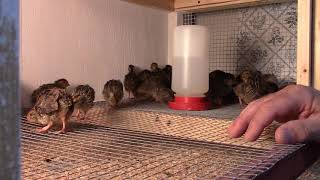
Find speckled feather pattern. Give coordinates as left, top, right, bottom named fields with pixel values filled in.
left=35, top=88, right=74, bottom=122
left=103, top=80, right=124, bottom=107
left=71, top=85, right=95, bottom=111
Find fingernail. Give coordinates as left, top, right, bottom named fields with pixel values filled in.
left=279, top=128, right=295, bottom=144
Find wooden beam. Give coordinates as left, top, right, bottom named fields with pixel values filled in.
left=314, top=0, right=320, bottom=90
left=122, top=0, right=174, bottom=11
left=297, top=0, right=312, bottom=86
left=174, top=0, right=291, bottom=12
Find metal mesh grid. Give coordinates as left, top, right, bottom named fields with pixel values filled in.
left=182, top=13, right=196, bottom=25
left=179, top=1, right=297, bottom=84
left=21, top=102, right=304, bottom=179
left=298, top=158, right=320, bottom=180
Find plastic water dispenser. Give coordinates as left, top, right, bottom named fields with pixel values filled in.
left=169, top=25, right=210, bottom=111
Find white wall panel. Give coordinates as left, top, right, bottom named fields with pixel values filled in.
left=21, top=0, right=168, bottom=108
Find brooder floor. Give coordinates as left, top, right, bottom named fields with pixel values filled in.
left=21, top=101, right=304, bottom=180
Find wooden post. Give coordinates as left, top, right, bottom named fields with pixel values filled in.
left=297, top=0, right=312, bottom=86
left=314, top=0, right=320, bottom=90
left=0, top=0, right=20, bottom=179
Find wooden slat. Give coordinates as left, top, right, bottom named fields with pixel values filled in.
left=174, top=0, right=290, bottom=12
left=175, top=0, right=229, bottom=9
left=297, top=0, right=312, bottom=86
left=121, top=0, right=174, bottom=11
left=314, top=0, right=320, bottom=90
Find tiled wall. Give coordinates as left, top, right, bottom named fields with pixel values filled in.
left=0, top=0, right=20, bottom=178
left=181, top=1, right=297, bottom=84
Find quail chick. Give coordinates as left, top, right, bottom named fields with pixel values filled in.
left=137, top=69, right=152, bottom=84
left=261, top=74, right=279, bottom=94
left=234, top=70, right=278, bottom=106
left=26, top=107, right=49, bottom=125
left=54, top=79, right=70, bottom=89
left=103, top=80, right=124, bottom=107
left=34, top=87, right=74, bottom=133
left=31, top=78, right=70, bottom=105
left=134, top=76, right=174, bottom=104
left=124, top=65, right=139, bottom=98
left=150, top=62, right=161, bottom=74
left=71, top=85, right=95, bottom=120
left=153, top=87, right=175, bottom=104
left=206, top=70, right=237, bottom=107
left=161, top=65, right=172, bottom=89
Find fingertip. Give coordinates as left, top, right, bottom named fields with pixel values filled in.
left=275, top=126, right=295, bottom=144
left=244, top=132, right=259, bottom=142
left=228, top=118, right=248, bottom=138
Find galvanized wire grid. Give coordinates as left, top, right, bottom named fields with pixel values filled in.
left=180, top=1, right=297, bottom=84
left=21, top=103, right=303, bottom=179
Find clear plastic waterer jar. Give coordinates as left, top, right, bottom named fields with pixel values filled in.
left=169, top=25, right=210, bottom=111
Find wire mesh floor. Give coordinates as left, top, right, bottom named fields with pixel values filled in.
left=21, top=102, right=304, bottom=180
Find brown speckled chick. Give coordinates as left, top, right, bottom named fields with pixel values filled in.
left=31, top=78, right=70, bottom=105
left=27, top=107, right=49, bottom=125
left=233, top=70, right=278, bottom=106
left=134, top=76, right=174, bottom=104
left=34, top=87, right=74, bottom=134
left=137, top=68, right=152, bottom=85
left=151, top=62, right=161, bottom=73
left=71, top=85, right=95, bottom=120
left=124, top=65, right=139, bottom=98
left=103, top=80, right=124, bottom=107
left=205, top=70, right=237, bottom=107
left=150, top=62, right=163, bottom=78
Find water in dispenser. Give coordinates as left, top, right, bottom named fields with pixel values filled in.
left=169, top=25, right=210, bottom=111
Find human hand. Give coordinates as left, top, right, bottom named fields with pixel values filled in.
left=228, top=85, right=320, bottom=144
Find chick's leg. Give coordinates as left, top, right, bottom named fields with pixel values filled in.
left=238, top=97, right=245, bottom=108
left=56, top=116, right=67, bottom=134
left=36, top=120, right=53, bottom=133
left=75, top=109, right=80, bottom=119
left=79, top=110, right=86, bottom=120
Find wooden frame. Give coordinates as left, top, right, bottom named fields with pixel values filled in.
left=297, top=0, right=313, bottom=86
left=174, top=0, right=290, bottom=12
left=124, top=0, right=317, bottom=88
left=314, top=0, right=320, bottom=90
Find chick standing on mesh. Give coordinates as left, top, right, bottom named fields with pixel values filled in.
left=136, top=62, right=161, bottom=85
left=26, top=107, right=49, bottom=125
left=124, top=65, right=139, bottom=98
left=137, top=67, right=152, bottom=84
left=150, top=62, right=161, bottom=73
left=205, top=70, right=237, bottom=107
left=103, top=80, right=124, bottom=107
left=150, top=62, right=168, bottom=87
left=34, top=87, right=74, bottom=134
left=31, top=78, right=70, bottom=105
left=134, top=75, right=174, bottom=104
left=71, top=85, right=95, bottom=120
left=233, top=70, right=278, bottom=106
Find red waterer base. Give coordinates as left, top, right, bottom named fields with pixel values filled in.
left=169, top=96, right=211, bottom=111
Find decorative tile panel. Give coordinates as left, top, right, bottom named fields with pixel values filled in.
left=180, top=1, right=297, bottom=83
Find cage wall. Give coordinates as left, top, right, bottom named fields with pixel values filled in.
left=20, top=0, right=169, bottom=108
left=179, top=1, right=297, bottom=84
